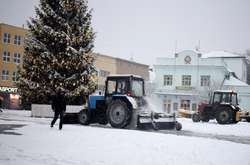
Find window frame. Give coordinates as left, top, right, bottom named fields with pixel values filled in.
left=12, top=71, right=18, bottom=82
left=3, top=51, right=11, bottom=62
left=192, top=103, right=197, bottom=111
left=13, top=53, right=21, bottom=64
left=99, top=70, right=110, bottom=77
left=200, top=75, right=210, bottom=87
left=3, top=32, right=11, bottom=43
left=2, top=70, right=9, bottom=80
left=163, top=75, right=173, bottom=86
left=182, top=75, right=191, bottom=86
left=14, top=35, right=21, bottom=45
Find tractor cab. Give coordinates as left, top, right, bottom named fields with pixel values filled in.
left=105, top=74, right=145, bottom=98
left=211, top=90, right=238, bottom=106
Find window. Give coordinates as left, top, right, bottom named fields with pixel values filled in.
left=182, top=75, right=191, bottom=86
left=99, top=70, right=110, bottom=77
left=213, top=93, right=221, bottom=103
left=173, top=103, right=178, bottom=111
left=163, top=100, right=171, bottom=113
left=222, top=93, right=230, bottom=103
left=12, top=71, right=18, bottom=82
left=192, top=103, right=197, bottom=111
left=132, top=80, right=143, bottom=97
left=3, top=33, right=11, bottom=43
left=2, top=70, right=9, bottom=80
left=117, top=80, right=127, bottom=94
left=3, top=51, right=10, bottom=62
left=107, top=80, right=116, bottom=95
left=14, top=35, right=21, bottom=45
left=180, top=100, right=190, bottom=110
left=163, top=75, right=172, bottom=86
left=231, top=93, right=238, bottom=105
left=13, top=53, right=21, bottom=64
left=201, top=75, right=210, bottom=86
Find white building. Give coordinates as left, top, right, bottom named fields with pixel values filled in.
left=202, top=51, right=247, bottom=82
left=153, top=50, right=250, bottom=113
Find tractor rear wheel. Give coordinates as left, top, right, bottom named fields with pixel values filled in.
left=78, top=109, right=90, bottom=125
left=192, top=113, right=201, bottom=122
left=216, top=107, right=233, bottom=124
left=107, top=100, right=131, bottom=128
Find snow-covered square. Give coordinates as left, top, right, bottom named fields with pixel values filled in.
left=0, top=110, right=250, bottom=165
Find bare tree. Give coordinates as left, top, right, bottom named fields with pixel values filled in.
left=199, top=79, right=222, bottom=102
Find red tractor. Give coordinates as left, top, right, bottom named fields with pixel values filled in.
left=192, top=90, right=241, bottom=124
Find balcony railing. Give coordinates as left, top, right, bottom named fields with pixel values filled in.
left=175, top=86, right=194, bottom=91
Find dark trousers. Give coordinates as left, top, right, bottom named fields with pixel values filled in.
left=51, top=110, right=65, bottom=129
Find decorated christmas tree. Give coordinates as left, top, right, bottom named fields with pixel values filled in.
left=18, top=0, right=97, bottom=106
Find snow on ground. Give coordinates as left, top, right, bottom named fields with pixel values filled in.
left=0, top=110, right=250, bottom=165
left=179, top=118, right=250, bottom=137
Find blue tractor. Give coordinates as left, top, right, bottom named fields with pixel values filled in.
left=78, top=74, right=182, bottom=130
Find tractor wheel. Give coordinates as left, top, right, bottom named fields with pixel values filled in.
left=175, top=122, right=182, bottom=131
left=107, top=100, right=131, bottom=128
left=216, top=107, right=233, bottom=124
left=78, top=109, right=90, bottom=125
left=192, top=113, right=201, bottom=122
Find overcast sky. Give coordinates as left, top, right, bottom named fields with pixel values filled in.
left=0, top=0, right=250, bottom=65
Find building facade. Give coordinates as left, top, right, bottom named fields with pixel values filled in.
left=0, top=23, right=27, bottom=109
left=154, top=50, right=250, bottom=113
left=0, top=23, right=149, bottom=109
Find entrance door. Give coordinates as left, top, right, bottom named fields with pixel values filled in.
left=180, top=100, right=190, bottom=110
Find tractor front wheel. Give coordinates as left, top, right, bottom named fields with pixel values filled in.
left=192, top=113, right=201, bottom=122
left=216, top=107, right=233, bottom=124
left=107, top=100, right=131, bottom=128
left=175, top=122, right=182, bottom=131
left=78, top=109, right=90, bottom=125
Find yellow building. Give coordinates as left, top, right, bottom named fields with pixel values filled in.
left=0, top=23, right=149, bottom=109
left=94, top=53, right=149, bottom=91
left=0, top=23, right=27, bottom=109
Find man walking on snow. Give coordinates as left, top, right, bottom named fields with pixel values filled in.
left=51, top=90, right=66, bottom=130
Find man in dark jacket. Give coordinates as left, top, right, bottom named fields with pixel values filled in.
left=50, top=91, right=66, bottom=130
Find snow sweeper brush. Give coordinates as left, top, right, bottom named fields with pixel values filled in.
left=137, top=111, right=182, bottom=130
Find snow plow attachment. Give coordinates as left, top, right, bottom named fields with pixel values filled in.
left=137, top=111, right=182, bottom=131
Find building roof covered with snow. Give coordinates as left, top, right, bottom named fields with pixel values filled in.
left=202, top=51, right=245, bottom=58
left=223, top=76, right=248, bottom=86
